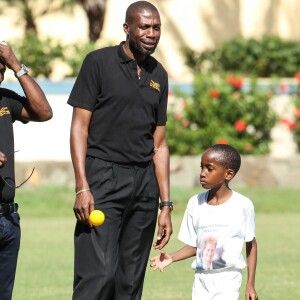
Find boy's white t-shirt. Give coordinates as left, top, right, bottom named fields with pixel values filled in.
left=178, top=190, right=255, bottom=270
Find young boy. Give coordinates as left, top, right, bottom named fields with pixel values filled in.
left=150, top=144, right=258, bottom=300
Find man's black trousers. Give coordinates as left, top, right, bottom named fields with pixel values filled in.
left=73, top=157, right=159, bottom=300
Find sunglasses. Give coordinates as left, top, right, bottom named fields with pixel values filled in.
left=0, top=150, right=35, bottom=189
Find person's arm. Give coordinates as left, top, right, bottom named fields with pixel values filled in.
left=150, top=245, right=196, bottom=272
left=245, top=238, right=258, bottom=300
left=70, top=107, right=94, bottom=227
left=0, top=42, right=52, bottom=122
left=152, top=125, right=172, bottom=250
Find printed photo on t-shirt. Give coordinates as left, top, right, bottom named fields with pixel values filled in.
left=195, top=236, right=227, bottom=270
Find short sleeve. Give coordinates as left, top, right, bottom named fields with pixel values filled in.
left=67, top=52, right=102, bottom=111
left=156, top=73, right=168, bottom=126
left=178, top=198, right=198, bottom=247
left=245, top=201, right=255, bottom=242
left=0, top=88, right=26, bottom=122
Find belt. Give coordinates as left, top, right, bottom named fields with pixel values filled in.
left=102, top=159, right=152, bottom=168
left=0, top=202, right=19, bottom=215
left=114, top=161, right=152, bottom=168
left=195, top=265, right=238, bottom=274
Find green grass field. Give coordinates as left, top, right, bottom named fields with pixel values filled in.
left=12, top=185, right=300, bottom=299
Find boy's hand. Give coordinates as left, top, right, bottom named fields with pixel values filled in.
left=149, top=251, right=172, bottom=272
left=245, top=284, right=258, bottom=300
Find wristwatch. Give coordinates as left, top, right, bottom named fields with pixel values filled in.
left=159, top=201, right=174, bottom=211
left=15, top=64, right=28, bottom=78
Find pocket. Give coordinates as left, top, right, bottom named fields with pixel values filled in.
left=86, top=157, right=114, bottom=200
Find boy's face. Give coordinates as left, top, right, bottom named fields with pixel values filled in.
left=199, top=150, right=233, bottom=189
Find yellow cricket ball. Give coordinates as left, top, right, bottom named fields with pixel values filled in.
left=89, top=210, right=105, bottom=226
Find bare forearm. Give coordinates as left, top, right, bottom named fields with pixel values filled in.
left=70, top=129, right=89, bottom=191
left=153, top=142, right=170, bottom=201
left=246, top=238, right=257, bottom=286
left=19, top=75, right=52, bottom=121
left=171, top=245, right=196, bottom=263
left=152, top=126, right=172, bottom=249
left=70, top=108, right=92, bottom=191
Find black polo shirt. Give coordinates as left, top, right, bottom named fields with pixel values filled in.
left=0, top=88, right=25, bottom=203
left=68, top=42, right=168, bottom=163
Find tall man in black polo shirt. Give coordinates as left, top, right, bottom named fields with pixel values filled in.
left=68, top=1, right=172, bottom=299
left=0, top=42, right=52, bottom=300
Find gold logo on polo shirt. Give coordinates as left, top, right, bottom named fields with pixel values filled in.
left=150, top=80, right=160, bottom=92
left=0, top=107, right=10, bottom=117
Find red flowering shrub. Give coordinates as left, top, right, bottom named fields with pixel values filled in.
left=209, top=88, right=220, bottom=98
left=234, top=120, right=247, bottom=132
left=166, top=72, right=277, bottom=155
left=280, top=118, right=295, bottom=130
left=276, top=73, right=300, bottom=151
left=282, top=111, right=300, bottom=150
left=216, top=138, right=229, bottom=145
left=227, top=74, right=243, bottom=89
left=295, top=73, right=300, bottom=83
left=294, top=107, right=300, bottom=119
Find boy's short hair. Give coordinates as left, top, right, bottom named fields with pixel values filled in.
left=207, top=144, right=241, bottom=173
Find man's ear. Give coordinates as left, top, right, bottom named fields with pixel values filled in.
left=225, top=169, right=235, bottom=180
left=123, top=23, right=129, bottom=35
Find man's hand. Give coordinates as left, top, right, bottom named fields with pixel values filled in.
left=73, top=190, right=94, bottom=228
left=153, top=208, right=172, bottom=250
left=0, top=152, right=7, bottom=168
left=0, top=42, right=22, bottom=73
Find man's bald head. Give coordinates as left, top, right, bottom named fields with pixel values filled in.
left=125, top=1, right=159, bottom=24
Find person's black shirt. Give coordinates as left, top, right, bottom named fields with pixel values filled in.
left=0, top=88, right=25, bottom=203
left=68, top=43, right=168, bottom=163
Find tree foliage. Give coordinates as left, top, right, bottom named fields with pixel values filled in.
left=0, top=0, right=107, bottom=42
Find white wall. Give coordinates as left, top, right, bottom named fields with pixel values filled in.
left=13, top=95, right=72, bottom=162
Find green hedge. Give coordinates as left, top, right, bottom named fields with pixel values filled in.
left=183, top=35, right=300, bottom=77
